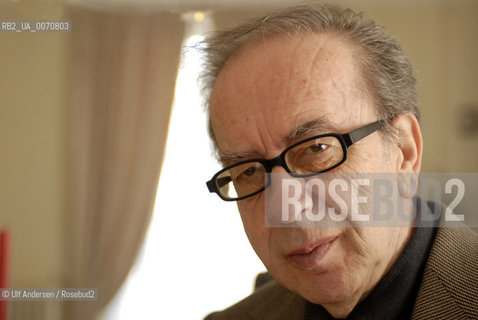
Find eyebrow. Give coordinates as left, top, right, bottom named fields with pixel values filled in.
left=219, top=150, right=259, bottom=165
left=218, top=117, right=336, bottom=165
left=286, top=117, right=335, bottom=143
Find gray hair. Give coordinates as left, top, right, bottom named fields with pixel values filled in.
left=200, top=3, right=419, bottom=152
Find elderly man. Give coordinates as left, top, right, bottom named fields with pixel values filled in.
left=202, top=4, right=478, bottom=319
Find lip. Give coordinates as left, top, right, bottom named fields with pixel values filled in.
left=286, top=236, right=339, bottom=270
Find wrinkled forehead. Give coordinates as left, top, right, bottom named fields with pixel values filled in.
left=209, top=32, right=376, bottom=155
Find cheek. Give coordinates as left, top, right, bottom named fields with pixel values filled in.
left=238, top=196, right=271, bottom=259
left=338, top=229, right=381, bottom=273
left=340, top=228, right=394, bottom=274
left=340, top=153, right=390, bottom=174
left=344, top=136, right=396, bottom=172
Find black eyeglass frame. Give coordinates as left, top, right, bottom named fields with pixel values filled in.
left=206, top=120, right=385, bottom=201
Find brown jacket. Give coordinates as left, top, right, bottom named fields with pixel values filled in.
left=205, top=227, right=478, bottom=320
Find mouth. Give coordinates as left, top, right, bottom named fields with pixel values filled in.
left=286, top=236, right=339, bottom=270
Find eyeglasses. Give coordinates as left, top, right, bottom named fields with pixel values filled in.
left=206, top=120, right=385, bottom=201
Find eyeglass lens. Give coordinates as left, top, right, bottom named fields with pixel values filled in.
left=215, top=135, right=344, bottom=200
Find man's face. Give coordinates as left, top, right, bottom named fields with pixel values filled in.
left=209, top=33, right=408, bottom=313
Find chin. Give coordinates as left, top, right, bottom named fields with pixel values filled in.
left=277, top=266, right=359, bottom=306
left=305, top=277, right=355, bottom=305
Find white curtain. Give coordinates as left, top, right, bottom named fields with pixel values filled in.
left=65, top=7, right=185, bottom=319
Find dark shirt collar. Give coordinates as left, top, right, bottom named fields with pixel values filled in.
left=304, top=200, right=437, bottom=320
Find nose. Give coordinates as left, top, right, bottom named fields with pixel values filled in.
left=271, top=165, right=287, bottom=174
left=268, top=165, right=289, bottom=198
left=265, top=165, right=312, bottom=227
left=263, top=151, right=289, bottom=174
left=263, top=153, right=290, bottom=205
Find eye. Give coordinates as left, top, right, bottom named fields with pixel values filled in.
left=305, top=143, right=328, bottom=154
left=230, top=163, right=264, bottom=182
left=243, top=166, right=257, bottom=176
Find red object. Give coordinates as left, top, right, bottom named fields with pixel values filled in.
left=0, top=229, right=10, bottom=320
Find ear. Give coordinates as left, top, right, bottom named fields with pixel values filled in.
left=391, top=114, right=423, bottom=174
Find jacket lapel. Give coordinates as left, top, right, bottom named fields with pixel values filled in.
left=412, top=227, right=478, bottom=319
left=248, top=282, right=307, bottom=320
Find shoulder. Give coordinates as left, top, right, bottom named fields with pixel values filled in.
left=204, top=279, right=305, bottom=320
left=413, top=227, right=478, bottom=319
left=428, top=227, right=478, bottom=283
